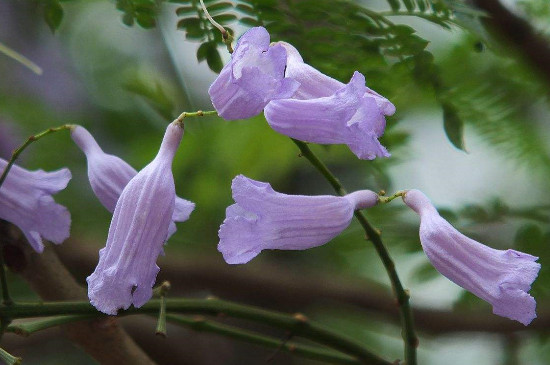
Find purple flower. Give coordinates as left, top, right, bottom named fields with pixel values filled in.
left=0, top=159, right=71, bottom=253
left=208, top=27, right=299, bottom=120
left=218, top=175, right=378, bottom=264
left=71, top=126, right=194, bottom=240
left=87, top=122, right=184, bottom=315
left=264, top=42, right=394, bottom=160
left=403, top=189, right=540, bottom=325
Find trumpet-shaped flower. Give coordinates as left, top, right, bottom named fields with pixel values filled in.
left=71, top=126, right=194, bottom=239
left=208, top=27, right=299, bottom=120
left=264, top=42, right=394, bottom=160
left=218, top=175, right=378, bottom=264
left=0, top=159, right=71, bottom=253
left=403, top=189, right=540, bottom=325
left=87, top=122, right=184, bottom=315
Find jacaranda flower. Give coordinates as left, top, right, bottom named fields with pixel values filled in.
left=87, top=121, right=184, bottom=315
left=209, top=26, right=299, bottom=120
left=0, top=158, right=71, bottom=253
left=403, top=189, right=540, bottom=325
left=264, top=42, right=394, bottom=160
left=218, top=175, right=378, bottom=264
left=71, top=125, right=194, bottom=239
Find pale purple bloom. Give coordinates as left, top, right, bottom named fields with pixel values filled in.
left=0, top=159, right=71, bottom=253
left=218, top=175, right=378, bottom=264
left=87, top=122, right=184, bottom=315
left=208, top=27, right=299, bottom=120
left=70, top=126, right=194, bottom=240
left=403, top=189, right=540, bottom=325
left=264, top=42, right=394, bottom=160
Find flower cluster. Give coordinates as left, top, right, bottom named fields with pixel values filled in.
left=209, top=27, right=394, bottom=160
left=0, top=26, right=540, bottom=326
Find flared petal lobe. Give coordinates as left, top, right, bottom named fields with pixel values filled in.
left=87, top=122, right=184, bottom=315
left=218, top=175, right=378, bottom=264
left=208, top=27, right=299, bottom=120
left=0, top=159, right=71, bottom=252
left=71, top=126, right=194, bottom=239
left=403, top=189, right=540, bottom=325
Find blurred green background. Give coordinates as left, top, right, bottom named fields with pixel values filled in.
left=1, top=0, right=549, bottom=364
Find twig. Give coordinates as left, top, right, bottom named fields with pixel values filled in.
left=6, top=314, right=95, bottom=337
left=166, top=314, right=361, bottom=365
left=291, top=139, right=418, bottom=365
left=0, top=125, right=73, bottom=190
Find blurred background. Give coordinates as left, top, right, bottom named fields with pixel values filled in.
left=0, top=0, right=549, bottom=364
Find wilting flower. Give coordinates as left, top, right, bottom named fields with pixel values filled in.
left=264, top=42, right=394, bottom=160
left=208, top=26, right=299, bottom=120
left=403, top=189, right=540, bottom=325
left=87, top=121, right=184, bottom=315
left=70, top=125, right=194, bottom=239
left=0, top=158, right=71, bottom=253
left=218, top=175, right=378, bottom=264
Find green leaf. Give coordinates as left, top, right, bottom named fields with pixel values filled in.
left=403, top=0, right=415, bottom=12
left=136, top=14, right=156, bottom=28
left=206, top=44, right=223, bottom=73
left=514, top=224, right=544, bottom=247
left=44, top=1, right=63, bottom=33
left=239, top=17, right=260, bottom=26
left=176, top=6, right=196, bottom=16
left=236, top=3, right=256, bottom=16
left=443, top=103, right=466, bottom=151
left=386, top=0, right=401, bottom=11
left=212, top=14, right=237, bottom=24
left=206, top=2, right=233, bottom=14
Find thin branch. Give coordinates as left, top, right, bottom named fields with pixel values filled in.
left=0, top=299, right=393, bottom=365
left=166, top=314, right=361, bottom=365
left=291, top=139, right=418, bottom=365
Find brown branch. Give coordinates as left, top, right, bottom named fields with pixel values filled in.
left=58, top=240, right=550, bottom=335
left=472, top=0, right=550, bottom=88
left=0, top=221, right=156, bottom=365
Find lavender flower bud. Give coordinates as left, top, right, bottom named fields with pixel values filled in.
left=208, top=27, right=299, bottom=120
left=403, top=189, right=541, bottom=325
left=87, top=122, right=184, bottom=315
left=218, top=175, right=378, bottom=264
left=0, top=159, right=71, bottom=252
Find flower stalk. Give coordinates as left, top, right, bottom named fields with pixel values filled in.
left=291, top=139, right=418, bottom=365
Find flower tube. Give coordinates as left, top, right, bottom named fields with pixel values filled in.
left=71, top=125, right=194, bottom=239
left=87, top=121, right=184, bottom=315
left=264, top=42, right=394, bottom=160
left=0, top=159, right=71, bottom=253
left=218, top=175, right=378, bottom=264
left=403, top=189, right=540, bottom=325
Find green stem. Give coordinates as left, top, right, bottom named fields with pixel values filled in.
left=175, top=110, right=218, bottom=122
left=0, top=248, right=11, bottom=306
left=166, top=314, right=360, bottom=365
left=0, top=42, right=42, bottom=75
left=0, top=299, right=392, bottom=365
left=0, top=347, right=21, bottom=365
left=0, top=125, right=73, bottom=190
left=291, top=139, right=418, bottom=365
left=6, top=314, right=95, bottom=337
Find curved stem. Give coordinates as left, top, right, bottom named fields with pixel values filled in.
left=291, top=139, right=418, bottom=365
left=0, top=299, right=392, bottom=365
left=0, top=124, right=73, bottom=190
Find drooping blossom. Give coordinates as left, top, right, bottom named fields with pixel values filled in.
left=0, top=158, right=71, bottom=253
left=70, top=125, right=194, bottom=240
left=218, top=175, right=378, bottom=264
left=403, top=189, right=540, bottom=325
left=264, top=42, right=394, bottom=160
left=208, top=26, right=299, bottom=120
left=87, top=121, right=184, bottom=315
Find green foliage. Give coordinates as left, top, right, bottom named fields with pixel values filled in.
left=115, top=0, right=158, bottom=28
left=172, top=0, right=237, bottom=72
left=43, top=0, right=63, bottom=33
